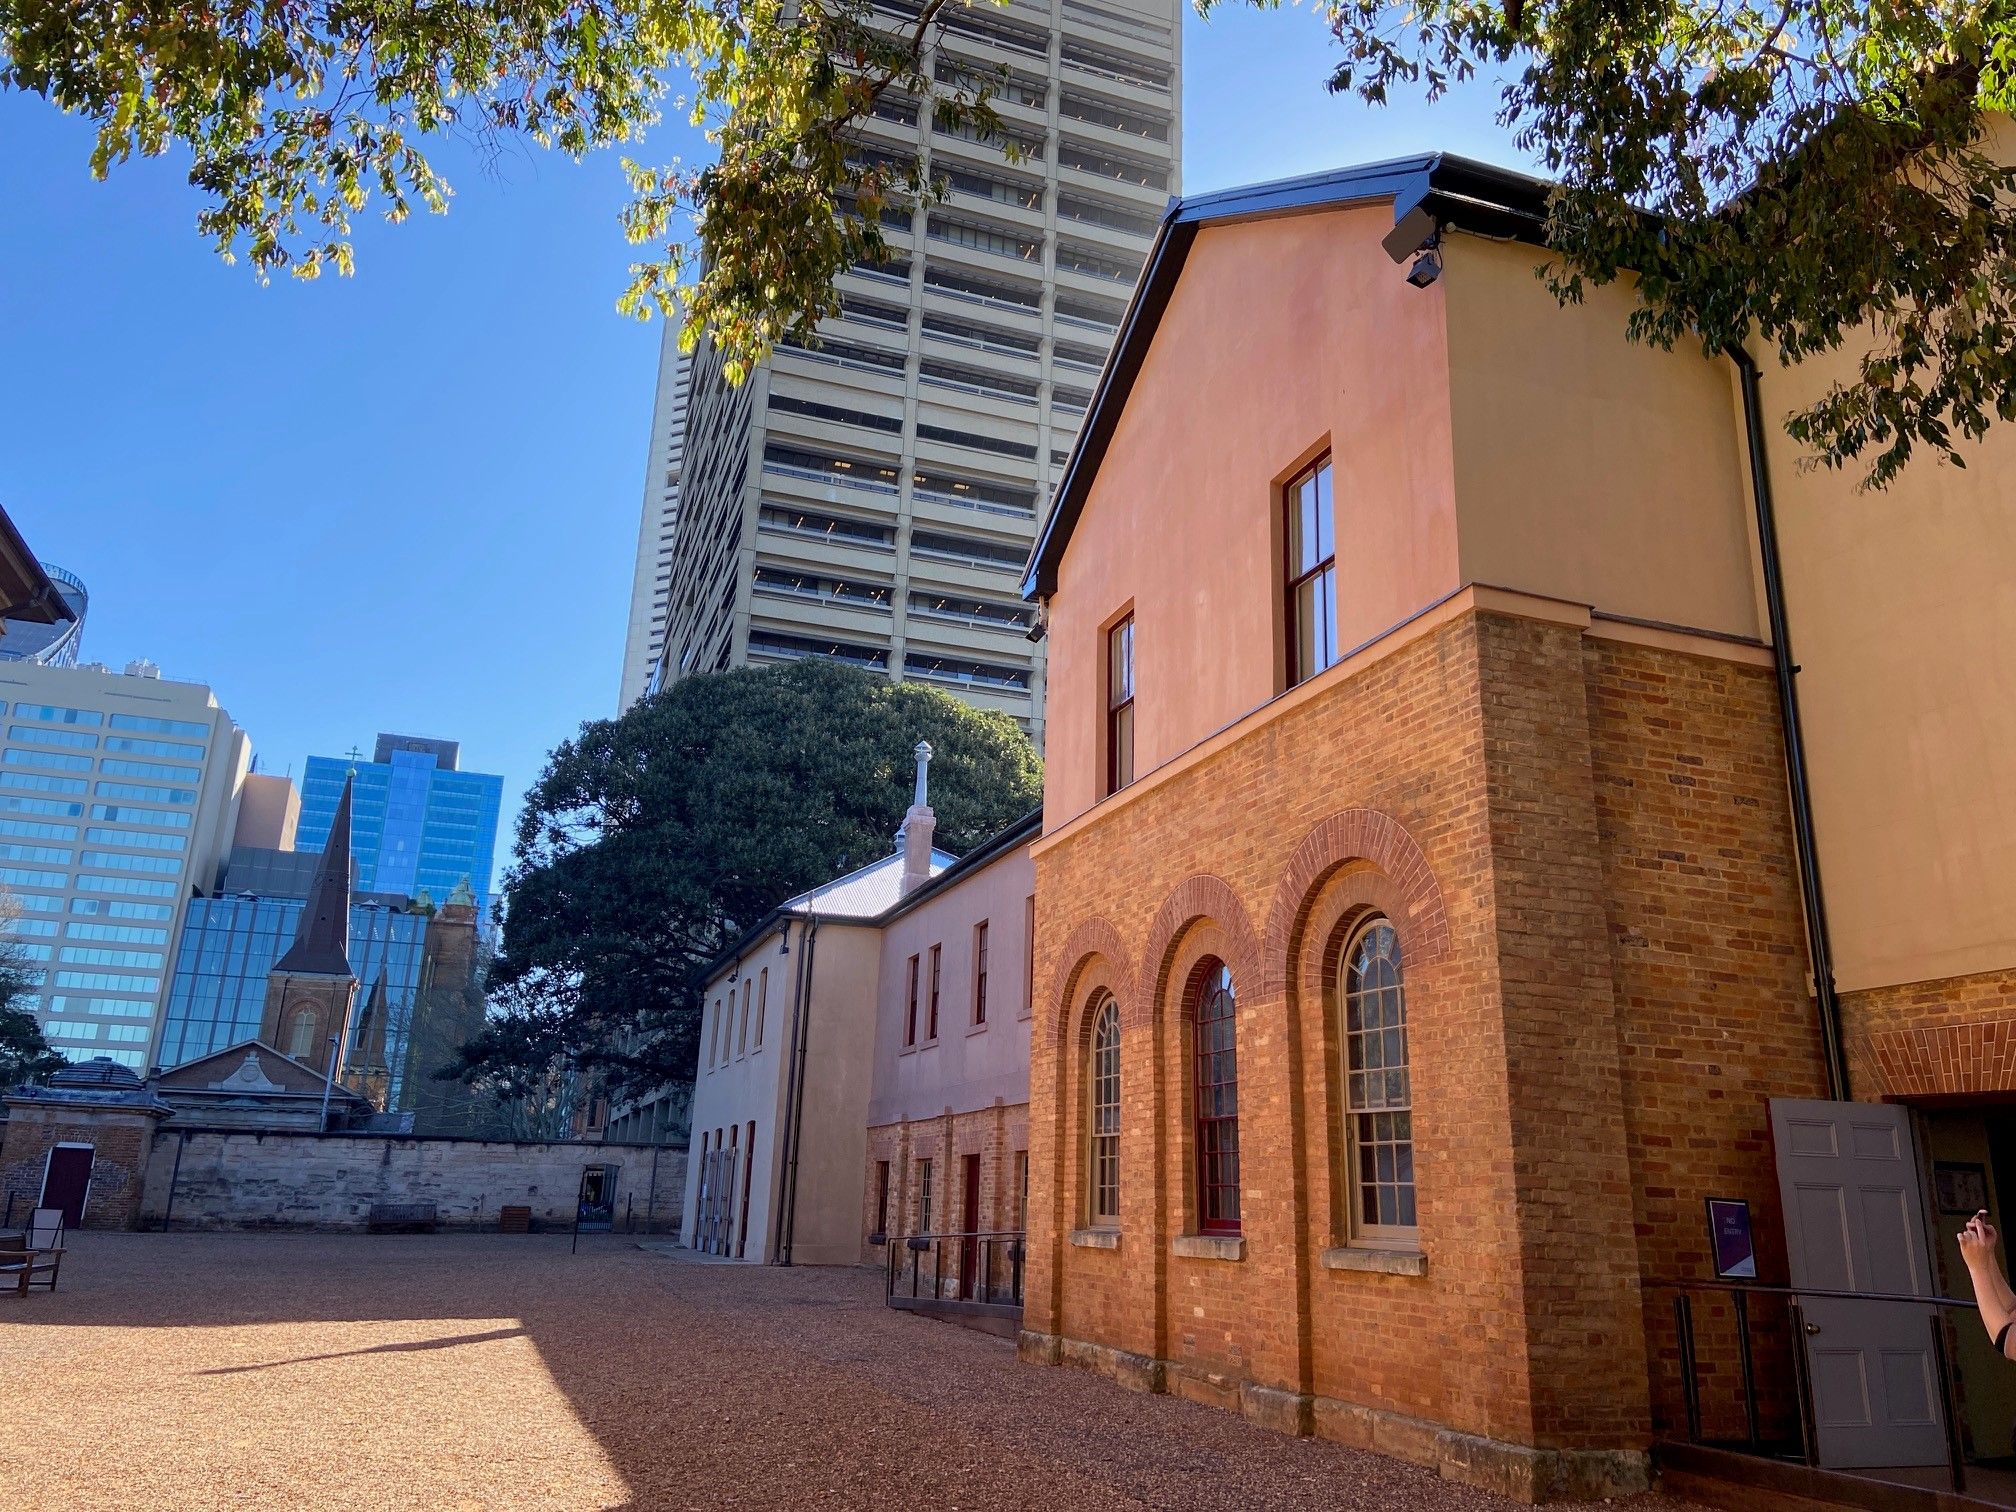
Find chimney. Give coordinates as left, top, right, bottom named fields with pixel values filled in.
left=900, top=740, right=935, bottom=897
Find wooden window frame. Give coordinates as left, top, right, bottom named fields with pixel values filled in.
left=737, top=978, right=752, bottom=1055
left=1341, top=917, right=1418, bottom=1246
left=917, top=1157, right=935, bottom=1233
left=1087, top=995, right=1121, bottom=1227
left=1192, top=961, right=1241, bottom=1234
left=1284, top=454, right=1338, bottom=688
left=754, top=968, right=768, bottom=1049
left=874, top=1159, right=891, bottom=1238
left=904, top=954, right=920, bottom=1047
left=973, top=919, right=990, bottom=1027
left=927, top=943, right=942, bottom=1040
left=1103, top=612, right=1135, bottom=797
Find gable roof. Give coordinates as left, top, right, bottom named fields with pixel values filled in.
left=151, top=1039, right=372, bottom=1107
left=1021, top=153, right=1551, bottom=600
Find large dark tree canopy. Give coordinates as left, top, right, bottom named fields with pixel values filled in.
left=464, top=659, right=1040, bottom=1097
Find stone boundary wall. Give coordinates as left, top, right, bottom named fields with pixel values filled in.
left=138, top=1128, right=688, bottom=1233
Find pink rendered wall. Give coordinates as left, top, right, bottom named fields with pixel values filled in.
left=868, top=841, right=1038, bottom=1128
left=1043, top=206, right=1464, bottom=829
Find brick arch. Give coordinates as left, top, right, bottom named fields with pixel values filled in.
left=1139, top=874, right=1263, bottom=1021
left=1046, top=915, right=1134, bottom=1049
left=1261, top=808, right=1451, bottom=995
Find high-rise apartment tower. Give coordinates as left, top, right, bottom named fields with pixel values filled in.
left=647, top=0, right=1180, bottom=737
left=619, top=338, right=694, bottom=711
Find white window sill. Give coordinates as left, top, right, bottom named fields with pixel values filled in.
left=1171, top=1233, right=1244, bottom=1263
left=1320, top=1246, right=1426, bottom=1277
left=1070, top=1227, right=1120, bottom=1250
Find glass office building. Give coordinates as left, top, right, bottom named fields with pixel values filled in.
left=296, top=734, right=503, bottom=926
left=156, top=895, right=429, bottom=1098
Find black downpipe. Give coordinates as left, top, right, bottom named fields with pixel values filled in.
left=1729, top=345, right=1850, bottom=1102
left=776, top=914, right=821, bottom=1265
left=771, top=920, right=809, bottom=1262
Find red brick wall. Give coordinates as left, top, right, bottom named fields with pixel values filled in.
left=863, top=1104, right=1030, bottom=1288
left=0, top=1104, right=159, bottom=1230
left=1844, top=967, right=2016, bottom=1098
left=1584, top=633, right=1830, bottom=1442
left=1027, top=606, right=1823, bottom=1474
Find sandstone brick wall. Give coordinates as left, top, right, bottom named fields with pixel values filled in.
left=136, top=1130, right=688, bottom=1232
left=1, top=1106, right=159, bottom=1231
left=1025, top=604, right=1824, bottom=1499
left=864, top=1104, right=1029, bottom=1295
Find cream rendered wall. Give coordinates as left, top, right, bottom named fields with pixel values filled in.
left=1442, top=236, right=1762, bottom=642
left=780, top=924, right=885, bottom=1265
left=683, top=934, right=799, bottom=1262
left=682, top=918, right=884, bottom=1264
left=1756, top=189, right=2016, bottom=993
left=868, top=843, right=1036, bottom=1130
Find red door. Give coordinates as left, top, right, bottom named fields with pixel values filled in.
left=960, top=1153, right=982, bottom=1297
left=41, top=1145, right=93, bottom=1228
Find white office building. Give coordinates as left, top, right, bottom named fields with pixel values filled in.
left=619, top=338, right=694, bottom=712
left=0, top=659, right=250, bottom=1069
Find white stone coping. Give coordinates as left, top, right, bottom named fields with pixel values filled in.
left=1171, top=1232, right=1245, bottom=1262
left=1069, top=1227, right=1120, bottom=1250
left=1320, top=1245, right=1427, bottom=1276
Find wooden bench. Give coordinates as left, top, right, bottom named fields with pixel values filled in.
left=366, top=1202, right=439, bottom=1233
left=0, top=1236, right=60, bottom=1296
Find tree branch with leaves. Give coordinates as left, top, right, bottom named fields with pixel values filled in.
left=11, top=0, right=2016, bottom=478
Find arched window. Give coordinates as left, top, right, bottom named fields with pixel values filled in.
left=1087, top=996, right=1121, bottom=1226
left=1342, top=919, right=1415, bottom=1240
left=286, top=1008, right=316, bottom=1060
left=1192, top=961, right=1240, bottom=1233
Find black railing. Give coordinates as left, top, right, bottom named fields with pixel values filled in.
left=1650, top=1277, right=1978, bottom=1496
left=884, top=1228, right=1025, bottom=1312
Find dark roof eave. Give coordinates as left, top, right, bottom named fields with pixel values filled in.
left=0, top=506, right=74, bottom=627
left=1022, top=153, right=1552, bottom=601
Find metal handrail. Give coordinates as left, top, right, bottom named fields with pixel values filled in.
left=1648, top=1276, right=1976, bottom=1494
left=884, top=1228, right=1026, bottom=1310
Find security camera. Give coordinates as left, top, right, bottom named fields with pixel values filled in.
left=1406, top=247, right=1443, bottom=288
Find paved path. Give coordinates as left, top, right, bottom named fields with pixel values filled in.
left=4, top=1233, right=1707, bottom=1510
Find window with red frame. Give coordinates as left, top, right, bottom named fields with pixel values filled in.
left=904, top=954, right=920, bottom=1046
left=1105, top=615, right=1134, bottom=796
left=927, top=943, right=943, bottom=1039
left=1192, top=961, right=1241, bottom=1232
left=1285, top=455, right=1337, bottom=687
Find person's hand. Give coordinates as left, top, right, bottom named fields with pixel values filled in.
left=1959, top=1211, right=2000, bottom=1267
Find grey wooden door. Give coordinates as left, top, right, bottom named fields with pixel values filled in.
left=1771, top=1098, right=1946, bottom=1469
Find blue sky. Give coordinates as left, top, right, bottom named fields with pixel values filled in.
left=0, top=5, right=1524, bottom=890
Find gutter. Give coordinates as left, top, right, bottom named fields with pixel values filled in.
left=1728, top=345, right=1850, bottom=1101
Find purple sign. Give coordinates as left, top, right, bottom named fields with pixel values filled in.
left=1707, top=1198, right=1757, bottom=1279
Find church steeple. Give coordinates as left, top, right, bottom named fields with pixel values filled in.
left=275, top=772, right=354, bottom=976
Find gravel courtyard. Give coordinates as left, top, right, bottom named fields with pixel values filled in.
left=3, top=1233, right=1708, bottom=1511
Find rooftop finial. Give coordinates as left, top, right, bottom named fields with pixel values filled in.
left=912, top=739, right=933, bottom=808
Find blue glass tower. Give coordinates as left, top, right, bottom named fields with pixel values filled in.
left=297, top=734, right=503, bottom=925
